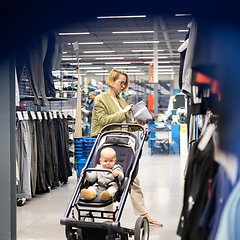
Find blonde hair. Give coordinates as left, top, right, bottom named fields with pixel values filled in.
left=106, top=69, right=129, bottom=91
left=100, top=147, right=116, bottom=159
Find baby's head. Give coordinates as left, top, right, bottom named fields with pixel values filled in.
left=100, top=147, right=117, bottom=169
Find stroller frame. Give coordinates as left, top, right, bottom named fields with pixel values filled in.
left=60, top=123, right=150, bottom=240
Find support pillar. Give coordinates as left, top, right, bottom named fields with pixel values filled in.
left=0, top=57, right=16, bottom=240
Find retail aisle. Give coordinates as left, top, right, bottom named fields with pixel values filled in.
left=17, top=144, right=186, bottom=240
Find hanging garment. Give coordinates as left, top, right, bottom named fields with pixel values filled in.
left=177, top=138, right=218, bottom=240
left=55, top=116, right=68, bottom=184
left=215, top=179, right=240, bottom=240
left=47, top=116, right=59, bottom=187
left=62, top=117, right=72, bottom=177
left=43, top=32, right=57, bottom=97
left=199, top=165, right=233, bottom=240
left=16, top=120, right=32, bottom=199
left=42, top=117, right=54, bottom=188
left=28, top=118, right=38, bottom=196
left=36, top=119, right=46, bottom=192
left=16, top=36, right=49, bottom=106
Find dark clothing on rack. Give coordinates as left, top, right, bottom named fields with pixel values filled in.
left=55, top=116, right=68, bottom=184
left=47, top=117, right=59, bottom=187
left=42, top=118, right=54, bottom=188
left=62, top=117, right=72, bottom=177
left=16, top=36, right=49, bottom=106
left=28, top=118, right=38, bottom=196
left=36, top=119, right=46, bottom=192
left=43, top=32, right=57, bottom=97
left=177, top=138, right=218, bottom=240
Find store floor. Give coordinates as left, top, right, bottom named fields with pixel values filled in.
left=17, top=144, right=187, bottom=240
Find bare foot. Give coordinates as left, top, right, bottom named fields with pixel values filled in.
left=141, top=213, right=163, bottom=227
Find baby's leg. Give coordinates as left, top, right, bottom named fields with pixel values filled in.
left=99, top=186, right=118, bottom=201
left=81, top=185, right=97, bottom=200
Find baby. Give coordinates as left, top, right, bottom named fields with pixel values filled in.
left=81, top=147, right=124, bottom=201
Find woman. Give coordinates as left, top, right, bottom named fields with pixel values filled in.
left=90, top=69, right=163, bottom=226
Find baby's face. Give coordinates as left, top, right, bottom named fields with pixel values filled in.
left=100, top=154, right=116, bottom=169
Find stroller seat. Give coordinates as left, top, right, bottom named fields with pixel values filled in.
left=78, top=134, right=136, bottom=208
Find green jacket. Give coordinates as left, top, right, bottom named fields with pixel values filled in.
left=90, top=91, right=137, bottom=138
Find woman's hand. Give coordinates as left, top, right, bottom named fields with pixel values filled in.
left=141, top=120, right=151, bottom=125
left=122, top=104, right=133, bottom=114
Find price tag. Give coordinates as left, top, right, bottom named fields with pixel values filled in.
left=53, top=111, right=57, bottom=119
left=30, top=111, right=37, bottom=120
left=16, top=111, right=23, bottom=120
left=37, top=111, right=43, bottom=120
left=48, top=111, right=53, bottom=120
left=43, top=112, right=48, bottom=120
left=22, top=111, right=29, bottom=120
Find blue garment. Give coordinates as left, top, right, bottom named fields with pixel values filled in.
left=199, top=165, right=233, bottom=240
left=215, top=179, right=240, bottom=240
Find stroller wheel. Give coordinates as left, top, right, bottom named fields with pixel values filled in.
left=134, top=216, right=149, bottom=240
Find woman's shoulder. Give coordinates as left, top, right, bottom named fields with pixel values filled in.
left=95, top=91, right=109, bottom=100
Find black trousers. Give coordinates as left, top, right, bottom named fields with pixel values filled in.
left=48, top=118, right=59, bottom=187
left=36, top=119, right=46, bottom=192
left=42, top=118, right=54, bottom=188
left=55, top=117, right=68, bottom=184
left=43, top=32, right=56, bottom=97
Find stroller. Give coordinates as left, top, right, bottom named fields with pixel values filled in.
left=60, top=123, right=150, bottom=240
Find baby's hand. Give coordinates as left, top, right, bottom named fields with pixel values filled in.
left=112, top=170, right=119, bottom=177
left=81, top=170, right=87, bottom=178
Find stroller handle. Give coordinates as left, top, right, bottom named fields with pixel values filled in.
left=82, top=168, right=121, bottom=189
left=99, top=123, right=147, bottom=134
left=83, top=168, right=112, bottom=174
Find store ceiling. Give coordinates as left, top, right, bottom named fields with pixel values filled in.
left=54, top=14, right=192, bottom=82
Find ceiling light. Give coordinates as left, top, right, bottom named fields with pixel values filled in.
left=75, top=67, right=102, bottom=70
left=97, top=15, right=146, bottom=19
left=70, top=63, right=93, bottom=65
left=124, top=70, right=140, bottom=72
left=158, top=72, right=175, bottom=74
left=86, top=70, right=109, bottom=73
left=59, top=32, right=90, bottom=35
left=95, top=57, right=124, bottom=60
left=178, top=30, right=189, bottom=32
left=131, top=50, right=164, bottom=52
left=138, top=57, right=168, bottom=59
left=175, top=14, right=192, bottom=17
left=158, top=69, right=174, bottom=71
left=78, top=42, right=104, bottom=45
left=127, top=73, right=145, bottom=75
left=83, top=50, right=115, bottom=53
left=111, top=66, right=137, bottom=69
left=112, top=31, right=154, bottom=34
left=179, top=40, right=185, bottom=42
left=95, top=73, right=110, bottom=75
left=105, top=62, right=131, bottom=64
left=63, top=52, right=68, bottom=54
left=123, top=41, right=159, bottom=44
left=144, top=61, right=171, bottom=64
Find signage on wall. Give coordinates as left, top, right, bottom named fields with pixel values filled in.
left=149, top=63, right=154, bottom=83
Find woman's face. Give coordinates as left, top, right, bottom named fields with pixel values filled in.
left=112, top=74, right=127, bottom=93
